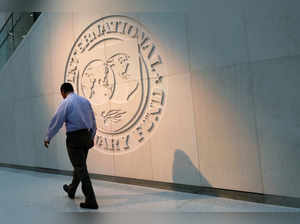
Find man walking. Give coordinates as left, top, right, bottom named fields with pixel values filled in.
left=44, top=83, right=98, bottom=209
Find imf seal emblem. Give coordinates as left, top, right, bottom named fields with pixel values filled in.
left=65, top=15, right=166, bottom=154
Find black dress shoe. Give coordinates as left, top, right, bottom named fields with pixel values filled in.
left=63, top=184, right=75, bottom=199
left=80, top=202, right=99, bottom=209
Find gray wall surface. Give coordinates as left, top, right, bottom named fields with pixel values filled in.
left=0, top=12, right=9, bottom=28
left=0, top=0, right=300, bottom=198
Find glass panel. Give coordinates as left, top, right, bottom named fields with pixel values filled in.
left=0, top=12, right=40, bottom=71
left=0, top=38, right=10, bottom=68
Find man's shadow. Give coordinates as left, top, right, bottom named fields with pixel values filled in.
left=172, top=149, right=211, bottom=188
left=94, top=149, right=213, bottom=208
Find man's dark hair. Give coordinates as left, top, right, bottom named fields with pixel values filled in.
left=60, top=83, right=74, bottom=93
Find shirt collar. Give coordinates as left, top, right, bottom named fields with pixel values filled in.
left=67, top=92, right=75, bottom=98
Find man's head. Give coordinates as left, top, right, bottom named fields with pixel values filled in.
left=60, top=83, right=74, bottom=99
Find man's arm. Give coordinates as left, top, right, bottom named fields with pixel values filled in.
left=44, top=101, right=68, bottom=146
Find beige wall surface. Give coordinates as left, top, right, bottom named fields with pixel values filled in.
left=1, top=0, right=300, bottom=198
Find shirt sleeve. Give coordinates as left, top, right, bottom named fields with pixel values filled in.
left=89, top=102, right=97, bottom=139
left=45, top=100, right=68, bottom=142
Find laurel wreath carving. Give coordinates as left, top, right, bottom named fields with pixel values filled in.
left=100, top=109, right=127, bottom=124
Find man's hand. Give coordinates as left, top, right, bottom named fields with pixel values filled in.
left=44, top=140, right=50, bottom=148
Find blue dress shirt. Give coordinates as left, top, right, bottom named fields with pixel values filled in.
left=45, top=93, right=97, bottom=142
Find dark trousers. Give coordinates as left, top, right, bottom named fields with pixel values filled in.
left=66, top=129, right=96, bottom=203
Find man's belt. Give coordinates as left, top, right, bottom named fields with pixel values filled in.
left=67, top=129, right=90, bottom=136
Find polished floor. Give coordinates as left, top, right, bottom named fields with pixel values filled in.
left=0, top=167, right=299, bottom=223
